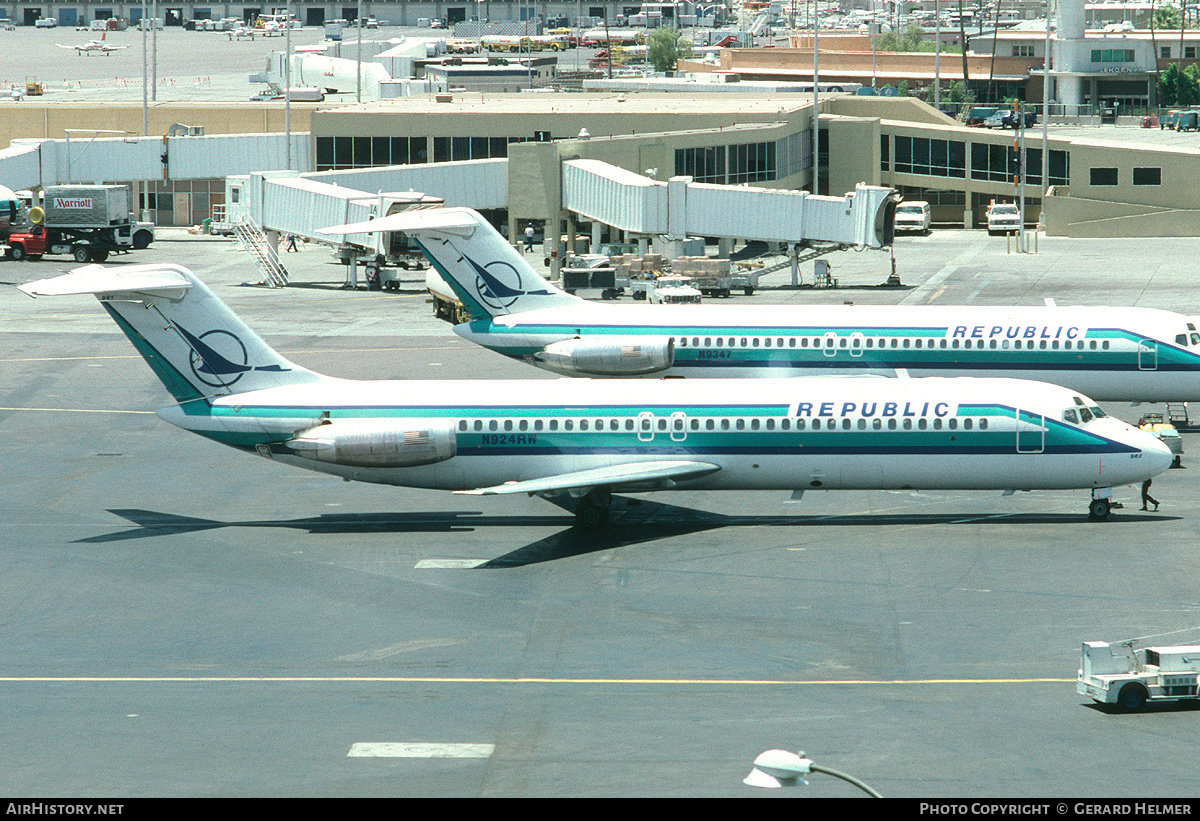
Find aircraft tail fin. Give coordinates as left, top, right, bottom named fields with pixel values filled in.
left=19, top=263, right=325, bottom=404
left=321, top=207, right=579, bottom=320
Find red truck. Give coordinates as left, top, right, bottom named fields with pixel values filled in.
left=4, top=185, right=154, bottom=263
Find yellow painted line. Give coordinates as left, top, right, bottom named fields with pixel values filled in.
left=0, top=676, right=1074, bottom=685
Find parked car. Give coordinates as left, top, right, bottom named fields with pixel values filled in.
left=986, top=202, right=1022, bottom=235
left=963, top=107, right=996, bottom=126
left=34, top=17, right=57, bottom=27
left=893, top=200, right=931, bottom=234
left=1001, top=110, right=1037, bottom=129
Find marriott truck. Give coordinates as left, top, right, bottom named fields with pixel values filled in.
left=4, top=185, right=154, bottom=263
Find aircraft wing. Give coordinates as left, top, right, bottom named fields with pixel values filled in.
left=457, top=460, right=721, bottom=496
left=319, top=207, right=477, bottom=237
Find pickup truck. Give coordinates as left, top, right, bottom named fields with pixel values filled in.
left=986, top=203, right=1022, bottom=235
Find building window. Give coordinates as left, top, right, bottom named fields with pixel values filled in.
left=881, top=134, right=889, bottom=172
left=971, top=142, right=1016, bottom=182
left=315, top=135, right=431, bottom=171
left=1089, top=167, right=1119, bottom=186
left=1133, top=167, right=1161, bottom=186
left=675, top=146, right=726, bottom=182
left=728, top=140, right=776, bottom=184
left=1091, top=49, right=1135, bottom=63
left=894, top=136, right=965, bottom=178
left=1161, top=46, right=1172, bottom=59
left=1024, top=148, right=1070, bottom=186
left=1012, top=45, right=1035, bottom=57
left=1187, top=46, right=1197, bottom=59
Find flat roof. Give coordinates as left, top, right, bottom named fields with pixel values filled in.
left=331, top=92, right=817, bottom=117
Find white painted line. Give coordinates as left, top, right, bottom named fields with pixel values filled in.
left=347, top=742, right=495, bottom=759
left=415, top=559, right=488, bottom=569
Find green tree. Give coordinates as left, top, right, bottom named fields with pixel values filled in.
left=944, top=80, right=974, bottom=105
left=1154, top=5, right=1181, bottom=29
left=1160, top=63, right=1180, bottom=106
left=647, top=28, right=693, bottom=73
left=1181, top=63, right=1200, bottom=106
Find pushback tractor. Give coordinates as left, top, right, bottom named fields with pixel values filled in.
left=1077, top=641, right=1200, bottom=711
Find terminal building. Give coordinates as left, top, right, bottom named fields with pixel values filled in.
left=1, top=0, right=1198, bottom=238
left=2, top=89, right=1198, bottom=237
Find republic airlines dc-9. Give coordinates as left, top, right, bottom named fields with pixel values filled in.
left=339, top=208, right=1200, bottom=403
left=20, top=264, right=1171, bottom=526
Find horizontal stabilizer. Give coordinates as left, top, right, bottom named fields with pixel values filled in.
left=319, top=208, right=478, bottom=237
left=18, top=265, right=192, bottom=298
left=458, top=460, right=721, bottom=496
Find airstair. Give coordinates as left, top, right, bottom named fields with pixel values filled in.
left=233, top=214, right=288, bottom=287
left=1167, top=402, right=1195, bottom=431
left=752, top=242, right=850, bottom=276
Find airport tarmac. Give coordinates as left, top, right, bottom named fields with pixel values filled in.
left=3, top=229, right=1200, bottom=798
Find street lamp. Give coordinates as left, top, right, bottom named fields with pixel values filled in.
left=744, top=749, right=883, bottom=796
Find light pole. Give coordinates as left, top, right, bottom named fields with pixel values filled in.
left=744, top=749, right=883, bottom=797
left=812, top=1, right=819, bottom=195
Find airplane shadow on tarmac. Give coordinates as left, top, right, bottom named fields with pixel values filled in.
left=77, top=498, right=1174, bottom=568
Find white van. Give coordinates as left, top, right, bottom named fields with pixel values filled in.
left=894, top=200, right=931, bottom=234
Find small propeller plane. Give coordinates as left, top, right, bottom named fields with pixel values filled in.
left=56, top=31, right=129, bottom=55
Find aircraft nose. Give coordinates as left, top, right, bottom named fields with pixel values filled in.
left=1140, top=432, right=1175, bottom=477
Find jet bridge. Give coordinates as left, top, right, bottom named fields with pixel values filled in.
left=561, top=158, right=898, bottom=250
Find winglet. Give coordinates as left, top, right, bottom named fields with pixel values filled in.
left=19, top=264, right=192, bottom=298
left=319, top=207, right=480, bottom=237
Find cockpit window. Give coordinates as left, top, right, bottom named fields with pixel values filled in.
left=1177, top=334, right=1188, bottom=346
left=1192, top=333, right=1200, bottom=346
left=1064, top=404, right=1106, bottom=424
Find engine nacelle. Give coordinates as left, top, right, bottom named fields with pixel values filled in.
left=530, top=336, right=674, bottom=376
left=287, top=419, right=457, bottom=468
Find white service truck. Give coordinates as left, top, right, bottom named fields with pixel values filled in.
left=1077, top=641, right=1200, bottom=711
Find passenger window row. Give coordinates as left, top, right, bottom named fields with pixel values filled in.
left=672, top=335, right=1110, bottom=351
left=457, top=416, right=993, bottom=433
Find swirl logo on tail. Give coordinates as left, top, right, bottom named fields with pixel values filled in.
left=468, top=255, right=552, bottom=312
left=174, top=323, right=289, bottom=388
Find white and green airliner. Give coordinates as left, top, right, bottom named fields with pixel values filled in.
left=20, top=264, right=1172, bottom=526
left=333, top=208, right=1200, bottom=403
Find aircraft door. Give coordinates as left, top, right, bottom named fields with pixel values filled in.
left=849, top=332, right=865, bottom=358
left=1138, top=339, right=1158, bottom=371
left=1015, top=409, right=1045, bottom=453
left=822, top=331, right=838, bottom=357
left=669, top=411, right=687, bottom=442
left=637, top=411, right=655, bottom=442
